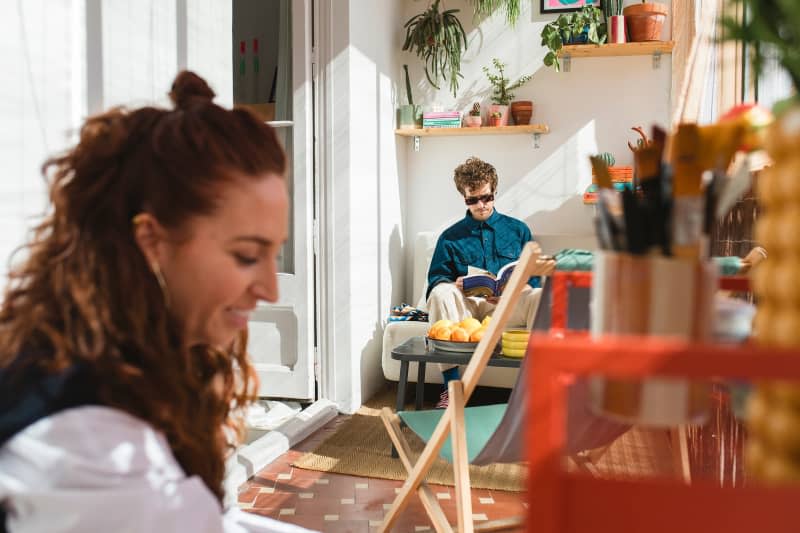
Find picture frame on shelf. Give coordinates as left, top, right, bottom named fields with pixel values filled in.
left=540, top=0, right=600, bottom=14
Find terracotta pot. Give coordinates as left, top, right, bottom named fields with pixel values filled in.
left=623, top=2, right=667, bottom=42
left=464, top=115, right=482, bottom=127
left=488, top=104, right=509, bottom=126
left=510, top=101, right=533, bottom=125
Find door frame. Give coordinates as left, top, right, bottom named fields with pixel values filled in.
left=247, top=0, right=315, bottom=400
left=313, top=0, right=349, bottom=411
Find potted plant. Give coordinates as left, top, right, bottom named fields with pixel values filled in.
left=623, top=1, right=668, bottom=42
left=603, top=0, right=626, bottom=44
left=464, top=102, right=482, bottom=127
left=468, top=0, right=521, bottom=26
left=397, top=65, right=423, bottom=130
left=488, top=110, right=503, bottom=127
left=540, top=6, right=607, bottom=72
left=482, top=58, right=532, bottom=126
left=402, top=0, right=468, bottom=97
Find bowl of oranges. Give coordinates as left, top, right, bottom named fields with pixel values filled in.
left=426, top=316, right=497, bottom=353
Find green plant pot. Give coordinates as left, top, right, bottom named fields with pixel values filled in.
left=397, top=105, right=423, bottom=129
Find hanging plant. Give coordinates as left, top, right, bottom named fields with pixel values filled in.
left=402, top=0, right=468, bottom=97
left=468, top=0, right=521, bottom=27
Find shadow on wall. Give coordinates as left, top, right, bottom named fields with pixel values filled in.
left=412, top=120, right=599, bottom=236
left=387, top=226, right=404, bottom=307
left=360, top=317, right=386, bottom=403
left=526, top=196, right=599, bottom=253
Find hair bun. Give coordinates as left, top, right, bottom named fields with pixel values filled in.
left=169, top=71, right=215, bottom=109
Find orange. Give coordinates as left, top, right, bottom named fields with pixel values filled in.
left=430, top=319, right=454, bottom=330
left=431, top=326, right=452, bottom=341
left=469, top=327, right=486, bottom=342
left=450, top=327, right=469, bottom=342
left=459, top=317, right=482, bottom=335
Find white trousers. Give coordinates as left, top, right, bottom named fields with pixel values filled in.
left=426, top=282, right=543, bottom=372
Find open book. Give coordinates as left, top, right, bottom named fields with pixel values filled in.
left=462, top=261, right=518, bottom=298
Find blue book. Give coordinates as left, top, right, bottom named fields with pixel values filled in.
left=462, top=261, right=518, bottom=298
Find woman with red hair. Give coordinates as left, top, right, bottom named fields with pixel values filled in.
left=0, top=71, right=314, bottom=532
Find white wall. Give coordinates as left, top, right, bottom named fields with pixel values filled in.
left=400, top=0, right=672, bottom=298
left=325, top=0, right=407, bottom=412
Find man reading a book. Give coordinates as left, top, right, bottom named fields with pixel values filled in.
left=426, top=157, right=542, bottom=408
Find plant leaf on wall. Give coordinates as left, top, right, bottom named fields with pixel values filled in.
left=468, top=0, right=521, bottom=26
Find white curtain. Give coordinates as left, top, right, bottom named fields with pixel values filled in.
left=0, top=0, right=233, bottom=286
left=0, top=0, right=84, bottom=283
left=101, top=0, right=177, bottom=109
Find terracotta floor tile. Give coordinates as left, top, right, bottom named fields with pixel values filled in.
left=354, top=486, right=402, bottom=504
left=272, top=477, right=320, bottom=493
left=278, top=514, right=326, bottom=531
left=237, top=485, right=260, bottom=504
left=243, top=507, right=279, bottom=519
left=253, top=491, right=298, bottom=509
left=321, top=519, right=370, bottom=533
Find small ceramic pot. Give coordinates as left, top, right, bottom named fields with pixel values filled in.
left=510, top=101, right=533, bottom=125
left=464, top=115, right=482, bottom=127
left=488, top=104, right=509, bottom=126
left=624, top=3, right=667, bottom=42
left=609, top=15, right=627, bottom=44
left=396, top=104, right=423, bottom=129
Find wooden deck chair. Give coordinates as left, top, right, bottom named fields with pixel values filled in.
left=378, top=243, right=629, bottom=532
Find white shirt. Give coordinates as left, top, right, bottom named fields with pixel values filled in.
left=0, top=406, right=315, bottom=533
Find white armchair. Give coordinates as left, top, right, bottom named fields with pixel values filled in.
left=380, top=232, right=597, bottom=389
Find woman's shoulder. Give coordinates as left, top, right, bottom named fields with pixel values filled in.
left=1, top=406, right=184, bottom=485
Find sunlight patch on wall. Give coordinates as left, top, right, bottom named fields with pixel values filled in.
left=499, top=120, right=598, bottom=235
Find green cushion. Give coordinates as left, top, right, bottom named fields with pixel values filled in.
left=553, top=249, right=744, bottom=276
left=554, top=249, right=594, bottom=271
left=398, top=404, right=507, bottom=463
left=713, top=256, right=743, bottom=276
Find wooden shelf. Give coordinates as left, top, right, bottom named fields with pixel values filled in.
left=558, top=41, right=674, bottom=58
left=395, top=124, right=550, bottom=137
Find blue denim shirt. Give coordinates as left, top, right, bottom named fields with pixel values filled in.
left=426, top=209, right=540, bottom=299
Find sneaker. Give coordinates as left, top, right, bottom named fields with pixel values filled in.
left=435, top=390, right=449, bottom=409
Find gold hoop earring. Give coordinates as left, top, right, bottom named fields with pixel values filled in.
left=151, top=261, right=171, bottom=308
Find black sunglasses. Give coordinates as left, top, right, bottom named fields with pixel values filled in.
left=464, top=193, right=495, bottom=206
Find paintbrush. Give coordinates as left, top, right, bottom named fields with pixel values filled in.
left=670, top=124, right=705, bottom=259
left=590, top=156, right=625, bottom=251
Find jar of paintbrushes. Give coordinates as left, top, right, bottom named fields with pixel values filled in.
left=586, top=123, right=741, bottom=427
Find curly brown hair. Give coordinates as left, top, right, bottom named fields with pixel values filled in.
left=0, top=71, right=285, bottom=502
left=453, top=157, right=498, bottom=195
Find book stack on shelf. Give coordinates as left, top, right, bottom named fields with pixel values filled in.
left=583, top=165, right=633, bottom=204
left=422, top=111, right=461, bottom=129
